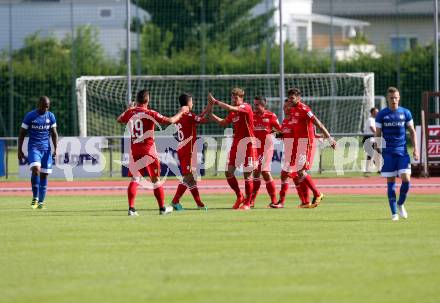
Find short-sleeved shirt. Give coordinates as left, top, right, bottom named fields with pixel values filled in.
left=175, top=112, right=207, bottom=153
left=118, top=106, right=168, bottom=155
left=280, top=117, right=295, bottom=139
left=290, top=101, right=315, bottom=140
left=21, top=110, right=57, bottom=151
left=224, top=103, right=255, bottom=142
left=375, top=106, right=413, bottom=155
left=363, top=117, right=376, bottom=135
left=253, top=110, right=281, bottom=146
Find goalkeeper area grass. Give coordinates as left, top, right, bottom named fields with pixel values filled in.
left=0, top=194, right=439, bottom=303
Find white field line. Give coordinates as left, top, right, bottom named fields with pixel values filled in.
left=0, top=184, right=439, bottom=192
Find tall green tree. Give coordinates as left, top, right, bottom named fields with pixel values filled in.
left=136, top=0, right=275, bottom=51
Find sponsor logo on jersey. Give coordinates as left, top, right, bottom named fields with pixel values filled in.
left=31, top=124, right=50, bottom=130
left=383, top=121, right=405, bottom=127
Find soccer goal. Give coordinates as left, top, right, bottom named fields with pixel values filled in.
left=76, top=73, right=374, bottom=137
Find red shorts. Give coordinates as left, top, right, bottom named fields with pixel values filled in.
left=256, top=143, right=274, bottom=172
left=228, top=140, right=257, bottom=171
left=177, top=148, right=197, bottom=175
left=282, top=138, right=315, bottom=173
left=127, top=152, right=160, bottom=178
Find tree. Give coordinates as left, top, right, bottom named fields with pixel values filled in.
left=136, top=0, right=275, bottom=52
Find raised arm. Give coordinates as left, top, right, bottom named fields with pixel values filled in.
left=162, top=106, right=189, bottom=124
left=199, top=101, right=214, bottom=119
left=312, top=117, right=336, bottom=149
left=209, top=94, right=242, bottom=112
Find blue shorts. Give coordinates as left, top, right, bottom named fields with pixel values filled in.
left=28, top=149, right=53, bottom=174
left=381, top=152, right=411, bottom=177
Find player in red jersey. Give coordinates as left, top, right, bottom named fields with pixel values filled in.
left=117, top=89, right=189, bottom=216
left=170, top=93, right=212, bottom=211
left=270, top=99, right=295, bottom=208
left=273, top=88, right=336, bottom=208
left=209, top=87, right=257, bottom=210
left=249, top=96, right=281, bottom=207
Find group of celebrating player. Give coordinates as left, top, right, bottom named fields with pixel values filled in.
left=18, top=86, right=418, bottom=221
left=116, top=87, right=337, bottom=216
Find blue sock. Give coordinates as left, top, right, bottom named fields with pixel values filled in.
left=31, top=175, right=40, bottom=200
left=38, top=177, right=48, bottom=203
left=387, top=182, right=397, bottom=215
left=398, top=182, right=410, bottom=206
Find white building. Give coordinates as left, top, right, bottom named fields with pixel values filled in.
left=253, top=0, right=370, bottom=52
left=0, top=0, right=149, bottom=59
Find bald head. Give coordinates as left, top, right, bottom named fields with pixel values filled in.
left=37, top=96, right=50, bottom=113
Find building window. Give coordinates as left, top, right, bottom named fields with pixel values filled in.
left=99, top=8, right=113, bottom=18
left=390, top=36, right=417, bottom=53
left=297, top=26, right=308, bottom=50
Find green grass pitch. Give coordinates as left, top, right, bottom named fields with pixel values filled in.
left=0, top=194, right=439, bottom=303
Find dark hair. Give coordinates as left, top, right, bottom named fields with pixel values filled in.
left=254, top=95, right=267, bottom=105
left=370, top=107, right=378, bottom=114
left=387, top=86, right=399, bottom=94
left=39, top=96, right=50, bottom=103
left=287, top=88, right=301, bottom=97
left=136, top=89, right=149, bottom=104
left=178, top=93, right=192, bottom=106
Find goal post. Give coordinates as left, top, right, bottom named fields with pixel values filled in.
left=76, top=73, right=374, bottom=137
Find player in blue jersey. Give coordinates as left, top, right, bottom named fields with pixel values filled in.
left=18, top=96, right=58, bottom=209
left=375, top=87, right=419, bottom=221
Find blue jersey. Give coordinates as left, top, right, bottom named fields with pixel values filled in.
left=21, top=110, right=57, bottom=151
left=375, top=107, right=413, bottom=155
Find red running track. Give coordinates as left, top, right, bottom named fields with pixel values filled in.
left=0, top=177, right=439, bottom=196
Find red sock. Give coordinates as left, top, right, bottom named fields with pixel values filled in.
left=279, top=182, right=289, bottom=204
left=127, top=181, right=139, bottom=208
left=189, top=185, right=204, bottom=207
left=172, top=182, right=187, bottom=204
left=244, top=179, right=253, bottom=206
left=153, top=186, right=165, bottom=209
left=292, top=177, right=305, bottom=204
left=300, top=181, right=310, bottom=204
left=253, top=178, right=261, bottom=196
left=265, top=180, right=277, bottom=203
left=226, top=176, right=242, bottom=198
left=304, top=174, right=320, bottom=197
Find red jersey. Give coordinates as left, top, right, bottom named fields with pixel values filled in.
left=290, top=101, right=315, bottom=140
left=253, top=110, right=281, bottom=144
left=175, top=112, right=207, bottom=153
left=224, top=103, right=255, bottom=142
left=280, top=116, right=295, bottom=139
left=118, top=106, right=168, bottom=154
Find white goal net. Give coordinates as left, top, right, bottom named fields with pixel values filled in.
left=76, top=73, right=374, bottom=137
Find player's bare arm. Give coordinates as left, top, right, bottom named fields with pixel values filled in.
left=116, top=110, right=129, bottom=124
left=312, top=117, right=336, bottom=149
left=163, top=106, right=190, bottom=124
left=209, top=94, right=242, bottom=112
left=408, top=125, right=419, bottom=161
left=51, top=127, right=58, bottom=158
left=374, top=127, right=382, bottom=153
left=198, top=102, right=214, bottom=120
left=17, top=127, right=26, bottom=161
left=209, top=113, right=229, bottom=127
